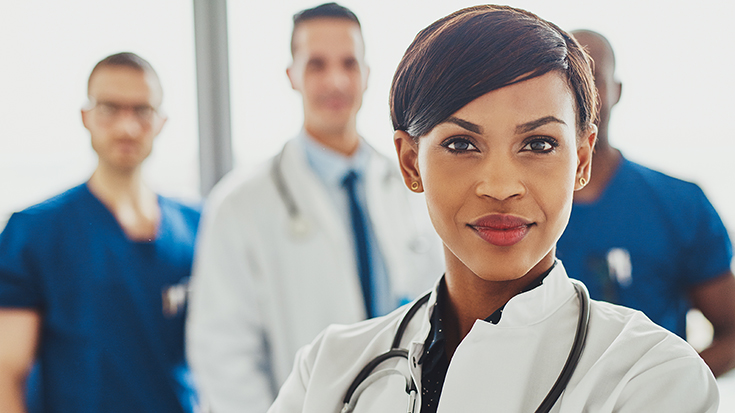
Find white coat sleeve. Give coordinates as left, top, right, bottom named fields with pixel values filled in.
left=186, top=194, right=275, bottom=413
left=266, top=343, right=314, bottom=413
left=613, top=354, right=719, bottom=412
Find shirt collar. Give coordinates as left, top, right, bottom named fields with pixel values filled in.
left=418, top=277, right=448, bottom=370
left=299, top=130, right=371, bottom=187
left=418, top=262, right=557, bottom=370
left=484, top=261, right=556, bottom=324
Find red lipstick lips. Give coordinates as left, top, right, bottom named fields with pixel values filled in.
left=469, top=214, right=532, bottom=247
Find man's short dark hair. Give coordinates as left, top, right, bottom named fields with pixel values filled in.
left=290, top=3, right=361, bottom=56
left=571, top=29, right=617, bottom=72
left=87, top=52, right=161, bottom=96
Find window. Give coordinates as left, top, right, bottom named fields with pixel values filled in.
left=1, top=1, right=199, bottom=227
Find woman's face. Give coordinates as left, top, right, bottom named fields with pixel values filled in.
left=395, top=72, right=595, bottom=283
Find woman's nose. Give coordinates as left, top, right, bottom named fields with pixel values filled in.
left=474, top=156, right=526, bottom=201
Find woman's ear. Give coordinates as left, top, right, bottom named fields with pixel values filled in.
left=394, top=130, right=423, bottom=192
left=575, top=124, right=597, bottom=191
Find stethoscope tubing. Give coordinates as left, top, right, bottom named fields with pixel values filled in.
left=271, top=146, right=300, bottom=219
left=270, top=141, right=403, bottom=236
left=342, top=293, right=431, bottom=406
left=534, top=280, right=590, bottom=413
left=342, top=279, right=590, bottom=413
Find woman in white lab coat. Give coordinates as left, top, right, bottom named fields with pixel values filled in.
left=268, top=5, right=719, bottom=413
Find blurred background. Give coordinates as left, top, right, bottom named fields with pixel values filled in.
left=2, top=0, right=733, bottom=233
left=1, top=0, right=734, bottom=408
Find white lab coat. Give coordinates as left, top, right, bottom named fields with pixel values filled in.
left=268, top=263, right=719, bottom=413
left=187, top=137, right=444, bottom=413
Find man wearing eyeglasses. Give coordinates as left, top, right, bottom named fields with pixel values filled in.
left=0, top=52, right=200, bottom=413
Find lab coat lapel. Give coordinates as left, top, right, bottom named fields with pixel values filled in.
left=279, top=138, right=366, bottom=318
left=435, top=266, right=579, bottom=412
left=363, top=147, right=440, bottom=301
left=363, top=151, right=403, bottom=290
left=280, top=138, right=344, bottom=240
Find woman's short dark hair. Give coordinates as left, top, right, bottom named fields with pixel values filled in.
left=390, top=5, right=596, bottom=139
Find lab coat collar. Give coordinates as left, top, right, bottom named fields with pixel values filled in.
left=407, top=277, right=442, bottom=363
left=497, top=261, right=575, bottom=327
left=419, top=263, right=556, bottom=369
left=405, top=262, right=577, bottom=410
left=280, top=136, right=353, bottom=249
left=298, top=130, right=372, bottom=189
left=413, top=262, right=576, bottom=345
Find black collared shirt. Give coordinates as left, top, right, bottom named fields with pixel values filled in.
left=418, top=263, right=556, bottom=413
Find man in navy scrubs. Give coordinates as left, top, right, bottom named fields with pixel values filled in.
left=557, top=30, right=735, bottom=377
left=0, top=52, right=200, bottom=412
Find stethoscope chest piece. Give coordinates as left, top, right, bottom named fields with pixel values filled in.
left=289, top=215, right=311, bottom=239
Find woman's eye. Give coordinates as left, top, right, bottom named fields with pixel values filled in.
left=443, top=138, right=477, bottom=152
left=523, top=139, right=557, bottom=153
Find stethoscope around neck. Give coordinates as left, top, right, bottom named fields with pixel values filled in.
left=271, top=144, right=311, bottom=238
left=341, top=279, right=591, bottom=413
left=270, top=141, right=432, bottom=255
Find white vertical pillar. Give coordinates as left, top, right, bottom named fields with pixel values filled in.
left=193, top=0, right=233, bottom=196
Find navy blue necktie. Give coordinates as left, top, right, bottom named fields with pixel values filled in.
left=342, top=170, right=374, bottom=317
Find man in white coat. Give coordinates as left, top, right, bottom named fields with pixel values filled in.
left=186, top=3, right=443, bottom=412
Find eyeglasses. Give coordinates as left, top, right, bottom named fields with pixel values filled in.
left=86, top=99, right=160, bottom=126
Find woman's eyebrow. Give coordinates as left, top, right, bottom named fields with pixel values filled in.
left=446, top=116, right=482, bottom=134
left=516, top=116, right=566, bottom=134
